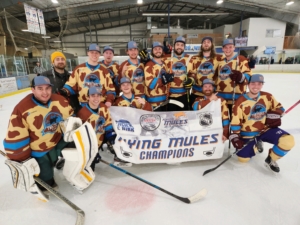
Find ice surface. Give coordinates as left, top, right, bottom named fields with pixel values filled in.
left=0, top=73, right=300, bottom=225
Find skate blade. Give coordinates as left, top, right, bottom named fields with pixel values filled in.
left=264, top=163, right=279, bottom=175
left=113, top=161, right=132, bottom=167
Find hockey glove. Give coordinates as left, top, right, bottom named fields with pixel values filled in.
left=265, top=111, right=281, bottom=128
left=90, top=152, right=101, bottom=171
left=58, top=88, right=69, bottom=98
left=163, top=42, right=172, bottom=55
left=105, top=130, right=116, bottom=145
left=183, top=77, right=194, bottom=90
left=229, top=133, right=245, bottom=149
left=229, top=70, right=244, bottom=83
left=139, top=49, right=150, bottom=64
left=161, top=73, right=174, bottom=85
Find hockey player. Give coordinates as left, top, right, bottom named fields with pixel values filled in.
left=114, top=77, right=152, bottom=111
left=60, top=43, right=116, bottom=109
left=99, top=46, right=120, bottom=96
left=229, top=74, right=295, bottom=173
left=215, top=38, right=252, bottom=114
left=187, top=37, right=221, bottom=107
left=118, top=41, right=145, bottom=98
left=3, top=76, right=97, bottom=200
left=76, top=86, right=126, bottom=167
left=163, top=36, right=193, bottom=111
left=144, top=42, right=172, bottom=111
left=192, top=79, right=229, bottom=142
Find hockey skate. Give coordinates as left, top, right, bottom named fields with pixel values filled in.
left=256, top=140, right=264, bottom=153
left=265, top=153, right=280, bottom=173
left=114, top=156, right=132, bottom=167
left=55, top=157, right=65, bottom=170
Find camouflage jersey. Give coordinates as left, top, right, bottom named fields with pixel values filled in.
left=163, top=53, right=190, bottom=98
left=118, top=59, right=145, bottom=97
left=216, top=54, right=252, bottom=104
left=4, top=94, right=74, bottom=161
left=192, top=96, right=230, bottom=139
left=63, top=62, right=116, bottom=104
left=114, top=94, right=152, bottom=111
left=76, top=103, right=113, bottom=147
left=144, top=58, right=168, bottom=107
left=231, top=91, right=284, bottom=139
left=99, top=60, right=120, bottom=96
left=187, top=55, right=221, bottom=97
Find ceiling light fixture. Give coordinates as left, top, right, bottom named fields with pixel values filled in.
left=286, top=0, right=294, bottom=5
left=51, top=0, right=59, bottom=4
left=137, top=0, right=143, bottom=4
left=217, top=0, right=223, bottom=4
left=41, top=36, right=51, bottom=38
left=53, top=40, right=62, bottom=42
left=21, top=29, right=29, bottom=32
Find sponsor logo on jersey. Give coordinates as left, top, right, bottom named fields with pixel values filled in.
left=172, top=62, right=187, bottom=77
left=84, top=74, right=102, bottom=89
left=42, top=112, right=63, bottom=135
left=199, top=112, right=213, bottom=127
left=132, top=68, right=144, bottom=83
left=249, top=103, right=267, bottom=120
left=116, top=119, right=134, bottom=132
left=198, top=62, right=214, bottom=76
left=95, top=116, right=105, bottom=134
left=219, top=65, right=231, bottom=80
left=140, top=114, right=161, bottom=131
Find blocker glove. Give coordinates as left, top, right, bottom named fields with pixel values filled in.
left=265, top=111, right=281, bottom=128
left=183, top=77, right=194, bottom=89
left=161, top=73, right=174, bottom=85
left=229, top=133, right=245, bottom=149
left=230, top=70, right=244, bottom=83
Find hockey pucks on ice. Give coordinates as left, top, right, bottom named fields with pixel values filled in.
left=199, top=112, right=213, bottom=127
left=140, top=114, right=161, bottom=131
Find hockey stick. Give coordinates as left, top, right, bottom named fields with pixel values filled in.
left=100, top=159, right=207, bottom=204
left=153, top=99, right=184, bottom=110
left=203, top=100, right=300, bottom=176
left=0, top=150, right=85, bottom=225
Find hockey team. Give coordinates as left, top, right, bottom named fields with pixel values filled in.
left=3, top=37, right=295, bottom=201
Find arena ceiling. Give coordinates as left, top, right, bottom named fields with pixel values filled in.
left=1, top=0, right=299, bottom=39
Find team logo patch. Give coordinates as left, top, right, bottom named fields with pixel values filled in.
left=116, top=119, right=134, bottom=132
left=203, top=147, right=216, bottom=157
left=249, top=103, right=267, bottom=120
left=219, top=65, right=231, bottom=80
left=140, top=114, right=161, bottom=131
left=199, top=112, right=213, bottom=127
left=172, top=62, right=186, bottom=77
left=84, top=74, right=102, bottom=89
left=132, top=68, right=144, bottom=83
left=95, top=116, right=105, bottom=134
left=42, top=112, right=63, bottom=135
left=163, top=112, right=188, bottom=127
left=198, top=62, right=214, bottom=76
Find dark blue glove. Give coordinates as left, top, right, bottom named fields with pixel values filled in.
left=105, top=130, right=116, bottom=145
left=161, top=73, right=174, bottom=85
left=91, top=152, right=101, bottom=171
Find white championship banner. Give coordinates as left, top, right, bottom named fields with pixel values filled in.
left=109, top=99, right=225, bottom=164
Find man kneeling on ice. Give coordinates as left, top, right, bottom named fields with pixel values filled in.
left=3, top=76, right=98, bottom=201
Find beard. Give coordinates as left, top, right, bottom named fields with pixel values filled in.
left=174, top=48, right=184, bottom=56
left=54, top=63, right=66, bottom=70
left=201, top=45, right=212, bottom=52
left=153, top=52, right=162, bottom=58
left=203, top=90, right=213, bottom=96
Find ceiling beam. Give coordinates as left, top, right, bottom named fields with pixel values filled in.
left=0, top=0, right=29, bottom=9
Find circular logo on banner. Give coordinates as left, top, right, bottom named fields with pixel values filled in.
left=140, top=114, right=161, bottom=131
left=199, top=112, right=213, bottom=127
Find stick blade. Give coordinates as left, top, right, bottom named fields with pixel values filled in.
left=203, top=168, right=215, bottom=176
left=76, top=210, right=85, bottom=225
left=169, top=99, right=184, bottom=108
left=188, top=188, right=207, bottom=203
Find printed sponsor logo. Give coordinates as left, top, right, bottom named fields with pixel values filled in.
left=140, top=114, right=161, bottom=131
left=163, top=112, right=188, bottom=127
left=199, top=112, right=213, bottom=127
left=116, top=119, right=134, bottom=132
left=203, top=147, right=216, bottom=157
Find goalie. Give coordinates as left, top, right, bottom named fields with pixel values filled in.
left=3, top=76, right=98, bottom=202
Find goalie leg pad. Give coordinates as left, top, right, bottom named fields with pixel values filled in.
left=62, top=122, right=98, bottom=191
